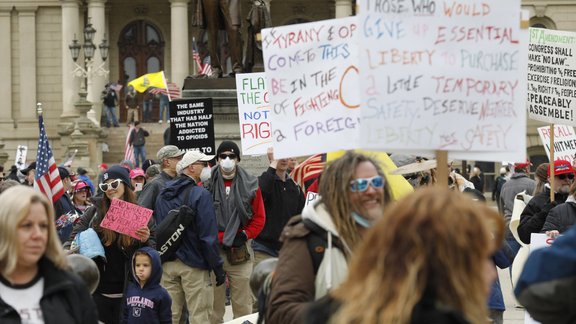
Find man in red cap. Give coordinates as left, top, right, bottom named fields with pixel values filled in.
left=499, top=161, right=536, bottom=255
left=518, top=159, right=575, bottom=244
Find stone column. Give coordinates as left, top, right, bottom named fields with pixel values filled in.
left=87, top=0, right=108, bottom=126
left=335, top=0, right=353, bottom=18
left=61, top=0, right=81, bottom=121
left=17, top=6, right=38, bottom=122
left=0, top=8, right=13, bottom=124
left=170, top=0, right=190, bottom=88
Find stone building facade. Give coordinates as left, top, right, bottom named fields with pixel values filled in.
left=0, top=0, right=571, bottom=173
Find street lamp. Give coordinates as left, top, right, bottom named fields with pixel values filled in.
left=67, top=18, right=109, bottom=130
left=68, top=19, right=109, bottom=82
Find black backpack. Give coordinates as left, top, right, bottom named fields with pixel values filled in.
left=156, top=185, right=197, bottom=263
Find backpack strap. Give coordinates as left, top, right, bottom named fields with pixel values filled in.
left=302, top=218, right=328, bottom=274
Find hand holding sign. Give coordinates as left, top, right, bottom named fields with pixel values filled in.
left=100, top=198, right=153, bottom=240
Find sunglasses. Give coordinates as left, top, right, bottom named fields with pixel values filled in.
left=219, top=153, right=237, bottom=160
left=350, top=175, right=385, bottom=192
left=558, top=173, right=575, bottom=180
left=99, top=179, right=122, bottom=192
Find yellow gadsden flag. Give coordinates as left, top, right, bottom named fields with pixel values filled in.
left=127, top=71, right=167, bottom=93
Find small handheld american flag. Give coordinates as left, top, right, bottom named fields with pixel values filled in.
left=35, top=113, right=64, bottom=203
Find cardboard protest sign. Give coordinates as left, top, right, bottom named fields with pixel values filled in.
left=537, top=124, right=576, bottom=164
left=169, top=98, right=216, bottom=154
left=527, top=28, right=576, bottom=125
left=15, top=145, right=27, bottom=171
left=262, top=16, right=360, bottom=158
left=357, top=0, right=527, bottom=162
left=235, top=73, right=272, bottom=155
left=100, top=198, right=152, bottom=240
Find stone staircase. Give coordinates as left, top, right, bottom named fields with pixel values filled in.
left=102, top=122, right=170, bottom=165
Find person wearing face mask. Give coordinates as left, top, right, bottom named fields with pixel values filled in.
left=154, top=150, right=225, bottom=324
left=207, top=140, right=266, bottom=323
left=517, top=160, right=574, bottom=244
left=265, top=151, right=392, bottom=324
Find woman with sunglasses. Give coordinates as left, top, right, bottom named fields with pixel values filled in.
left=68, top=165, right=155, bottom=324
left=265, top=151, right=392, bottom=324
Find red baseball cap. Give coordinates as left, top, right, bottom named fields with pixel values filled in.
left=514, top=161, right=531, bottom=169
left=130, top=168, right=145, bottom=179
left=548, top=160, right=574, bottom=176
left=98, top=163, right=108, bottom=169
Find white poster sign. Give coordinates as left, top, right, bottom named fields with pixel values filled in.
left=357, top=0, right=527, bottom=162
left=525, top=233, right=555, bottom=324
left=15, top=145, right=28, bottom=170
left=235, top=73, right=272, bottom=156
left=262, top=16, right=360, bottom=158
left=537, top=124, right=576, bottom=164
left=527, top=28, right=576, bottom=125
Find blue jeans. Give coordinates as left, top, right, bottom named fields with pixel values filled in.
left=133, top=145, right=146, bottom=167
left=143, top=100, right=152, bottom=122
left=159, top=98, right=169, bottom=122
left=104, top=105, right=119, bottom=127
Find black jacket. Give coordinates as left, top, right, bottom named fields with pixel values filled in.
left=541, top=201, right=576, bottom=234
left=0, top=258, right=98, bottom=324
left=256, top=167, right=305, bottom=252
left=305, top=295, right=469, bottom=324
left=518, top=187, right=569, bottom=244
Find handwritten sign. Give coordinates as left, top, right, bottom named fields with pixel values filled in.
left=537, top=124, right=576, bottom=164
left=235, top=73, right=271, bottom=155
left=100, top=198, right=152, bottom=240
left=305, top=191, right=319, bottom=206
left=357, top=0, right=527, bottom=162
left=169, top=98, right=216, bottom=154
left=262, top=16, right=360, bottom=158
left=527, top=28, right=576, bottom=125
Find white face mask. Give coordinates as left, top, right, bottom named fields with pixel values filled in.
left=200, top=166, right=212, bottom=182
left=220, top=157, right=236, bottom=173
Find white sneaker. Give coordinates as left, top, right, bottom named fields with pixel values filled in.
left=158, top=120, right=163, bottom=124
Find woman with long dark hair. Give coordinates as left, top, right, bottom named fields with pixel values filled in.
left=69, top=165, right=155, bottom=324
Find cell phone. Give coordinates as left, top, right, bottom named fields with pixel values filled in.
left=135, top=183, right=143, bottom=191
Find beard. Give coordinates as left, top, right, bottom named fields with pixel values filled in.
left=558, top=184, right=571, bottom=194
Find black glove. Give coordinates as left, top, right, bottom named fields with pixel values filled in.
left=232, top=231, right=248, bottom=247
left=214, top=266, right=226, bottom=286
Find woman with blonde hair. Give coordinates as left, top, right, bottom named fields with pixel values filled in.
left=307, top=186, right=505, bottom=324
left=0, top=186, right=97, bottom=323
left=266, top=151, right=393, bottom=324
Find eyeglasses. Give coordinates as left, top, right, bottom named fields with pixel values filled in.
left=558, top=173, right=575, bottom=180
left=350, top=175, right=385, bottom=192
left=219, top=153, right=237, bottom=160
left=99, top=179, right=122, bottom=191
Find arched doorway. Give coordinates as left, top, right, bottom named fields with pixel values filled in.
left=118, top=20, right=165, bottom=123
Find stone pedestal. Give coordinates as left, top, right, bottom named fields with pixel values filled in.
left=182, top=78, right=268, bottom=176
left=60, top=89, right=108, bottom=170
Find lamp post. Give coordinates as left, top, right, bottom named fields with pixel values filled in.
left=68, top=18, right=109, bottom=129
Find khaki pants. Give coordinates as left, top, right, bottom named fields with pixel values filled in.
left=211, top=247, right=253, bottom=323
left=126, top=108, right=139, bottom=124
left=161, top=259, right=213, bottom=324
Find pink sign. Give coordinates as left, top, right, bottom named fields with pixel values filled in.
left=100, top=198, right=152, bottom=240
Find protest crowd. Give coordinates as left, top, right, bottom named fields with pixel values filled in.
left=4, top=130, right=576, bottom=324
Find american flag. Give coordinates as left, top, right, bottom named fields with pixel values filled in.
left=201, top=56, right=213, bottom=75
left=192, top=40, right=204, bottom=73
left=35, top=115, right=64, bottom=202
left=290, top=154, right=326, bottom=192
left=124, top=124, right=135, bottom=165
left=149, top=82, right=181, bottom=101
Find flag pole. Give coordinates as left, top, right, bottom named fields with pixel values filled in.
left=161, top=71, right=172, bottom=102
left=36, top=102, right=43, bottom=118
